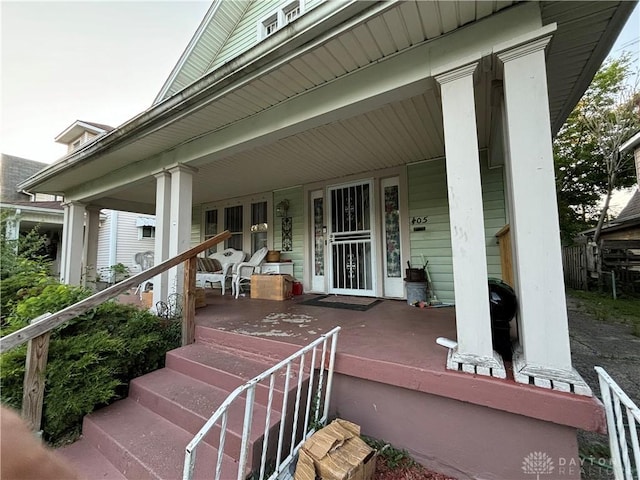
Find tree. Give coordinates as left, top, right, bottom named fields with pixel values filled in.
left=554, top=55, right=640, bottom=244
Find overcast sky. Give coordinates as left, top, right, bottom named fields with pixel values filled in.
left=1, top=1, right=638, bottom=165
left=1, top=0, right=210, bottom=163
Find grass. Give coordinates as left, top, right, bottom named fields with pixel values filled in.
left=568, top=289, right=640, bottom=337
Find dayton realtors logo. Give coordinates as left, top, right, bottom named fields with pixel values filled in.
left=522, top=452, right=555, bottom=479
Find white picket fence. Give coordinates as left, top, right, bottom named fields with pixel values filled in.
left=183, top=327, right=340, bottom=480
left=595, top=366, right=640, bottom=480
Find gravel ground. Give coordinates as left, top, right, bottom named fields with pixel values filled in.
left=566, top=294, right=640, bottom=480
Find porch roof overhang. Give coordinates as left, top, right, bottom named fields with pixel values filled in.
left=18, top=1, right=635, bottom=214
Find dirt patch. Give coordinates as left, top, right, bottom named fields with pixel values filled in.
left=373, top=456, right=456, bottom=480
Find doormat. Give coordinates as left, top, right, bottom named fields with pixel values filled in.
left=299, top=295, right=383, bottom=311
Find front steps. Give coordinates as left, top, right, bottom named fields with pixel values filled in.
left=59, top=327, right=303, bottom=479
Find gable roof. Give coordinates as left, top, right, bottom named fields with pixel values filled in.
left=55, top=120, right=115, bottom=145
left=154, top=0, right=251, bottom=104
left=616, top=188, right=640, bottom=222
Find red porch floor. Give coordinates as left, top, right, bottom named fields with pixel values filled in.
left=194, top=291, right=604, bottom=434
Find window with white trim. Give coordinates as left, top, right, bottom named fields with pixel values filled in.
left=203, top=194, right=272, bottom=255
left=258, top=0, right=303, bottom=40
left=139, top=226, right=155, bottom=239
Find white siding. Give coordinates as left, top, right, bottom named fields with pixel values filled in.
left=96, top=212, right=112, bottom=278
left=208, top=0, right=324, bottom=73
left=407, top=157, right=506, bottom=303
left=96, top=210, right=155, bottom=279
left=115, top=212, right=155, bottom=274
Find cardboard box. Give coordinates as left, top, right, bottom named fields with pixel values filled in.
left=250, top=274, right=294, bottom=300
left=141, top=291, right=153, bottom=309
left=294, top=419, right=376, bottom=480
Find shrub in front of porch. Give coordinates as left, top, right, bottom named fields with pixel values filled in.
left=0, top=284, right=180, bottom=444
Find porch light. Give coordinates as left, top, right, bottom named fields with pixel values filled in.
left=276, top=199, right=290, bottom=217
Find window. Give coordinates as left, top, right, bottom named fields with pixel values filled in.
left=72, top=139, right=82, bottom=150
left=140, top=226, right=155, bottom=239
left=204, top=209, right=218, bottom=255
left=225, top=205, right=243, bottom=251
left=251, top=201, right=268, bottom=253
left=203, top=195, right=271, bottom=254
left=258, top=1, right=303, bottom=40
left=263, top=14, right=278, bottom=37
left=283, top=2, right=300, bottom=23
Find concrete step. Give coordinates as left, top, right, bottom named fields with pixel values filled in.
left=196, top=326, right=302, bottom=360
left=59, top=438, right=127, bottom=480
left=81, top=398, right=238, bottom=480
left=129, top=367, right=280, bottom=466
left=59, top=333, right=315, bottom=479
left=166, top=342, right=294, bottom=406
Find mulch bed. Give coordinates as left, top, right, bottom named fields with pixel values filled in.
left=373, top=456, right=457, bottom=480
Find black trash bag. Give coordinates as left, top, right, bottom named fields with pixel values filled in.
left=488, top=278, right=517, bottom=360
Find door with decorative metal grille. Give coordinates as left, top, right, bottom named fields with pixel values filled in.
left=327, top=180, right=375, bottom=296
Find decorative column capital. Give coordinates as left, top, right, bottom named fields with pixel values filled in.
left=154, top=170, right=171, bottom=180
left=496, top=36, right=552, bottom=64
left=168, top=163, right=198, bottom=175
left=434, top=62, right=478, bottom=86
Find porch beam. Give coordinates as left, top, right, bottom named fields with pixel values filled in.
left=154, top=171, right=171, bottom=308
left=168, top=165, right=195, bottom=296
left=436, top=63, right=504, bottom=378
left=497, top=39, right=588, bottom=393
left=60, top=202, right=85, bottom=285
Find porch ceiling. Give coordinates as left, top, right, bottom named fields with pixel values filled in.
left=22, top=1, right=633, bottom=213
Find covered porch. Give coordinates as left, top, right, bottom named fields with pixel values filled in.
left=187, top=291, right=605, bottom=478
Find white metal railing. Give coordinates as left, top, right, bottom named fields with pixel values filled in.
left=595, top=366, right=640, bottom=480
left=183, top=327, right=341, bottom=480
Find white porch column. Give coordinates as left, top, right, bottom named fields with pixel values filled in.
left=435, top=63, right=505, bottom=378
left=153, top=171, right=171, bottom=307
left=498, top=39, right=588, bottom=393
left=60, top=202, right=85, bottom=285
left=168, top=165, right=195, bottom=296
left=82, top=206, right=101, bottom=288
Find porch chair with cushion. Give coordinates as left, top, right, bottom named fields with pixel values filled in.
left=196, top=248, right=245, bottom=295
left=232, top=247, right=269, bottom=299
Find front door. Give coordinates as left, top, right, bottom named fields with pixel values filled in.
left=327, top=180, right=375, bottom=296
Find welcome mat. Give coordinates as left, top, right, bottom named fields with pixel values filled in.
left=299, top=295, right=383, bottom=311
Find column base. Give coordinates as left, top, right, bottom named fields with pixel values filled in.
left=512, top=345, right=592, bottom=396
left=446, top=347, right=507, bottom=379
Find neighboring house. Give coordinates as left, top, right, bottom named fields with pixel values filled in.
left=0, top=154, right=64, bottom=276
left=18, top=1, right=636, bottom=477
left=591, top=132, right=640, bottom=279
left=53, top=120, right=158, bottom=283
left=54, top=120, right=114, bottom=154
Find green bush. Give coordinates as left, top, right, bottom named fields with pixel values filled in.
left=0, top=283, right=180, bottom=444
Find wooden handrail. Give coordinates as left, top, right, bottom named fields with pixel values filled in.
left=0, top=230, right=231, bottom=354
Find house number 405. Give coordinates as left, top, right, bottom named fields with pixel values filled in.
left=411, top=216, right=428, bottom=224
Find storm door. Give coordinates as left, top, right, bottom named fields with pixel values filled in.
left=327, top=180, right=375, bottom=296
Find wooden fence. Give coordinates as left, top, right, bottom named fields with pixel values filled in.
left=562, top=244, right=588, bottom=290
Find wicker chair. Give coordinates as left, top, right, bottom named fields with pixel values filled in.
left=196, top=248, right=245, bottom=295
left=232, top=247, right=268, bottom=299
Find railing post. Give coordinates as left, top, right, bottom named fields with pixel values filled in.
left=22, top=313, right=53, bottom=433
left=182, top=256, right=197, bottom=346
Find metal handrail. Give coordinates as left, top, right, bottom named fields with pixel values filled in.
left=183, top=327, right=341, bottom=480
left=595, top=366, right=640, bottom=480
